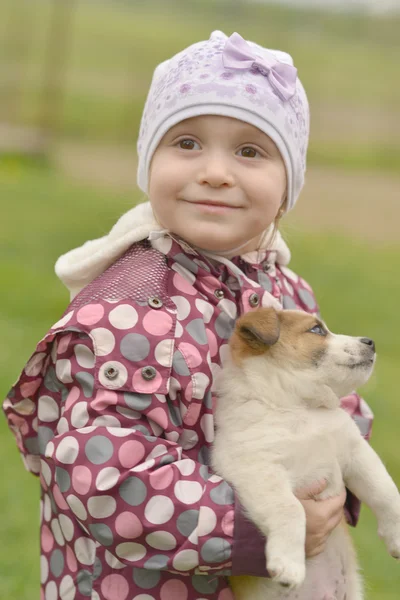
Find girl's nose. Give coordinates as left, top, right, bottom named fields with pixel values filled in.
left=197, top=153, right=235, bottom=188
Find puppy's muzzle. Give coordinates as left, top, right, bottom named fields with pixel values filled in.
left=359, top=337, right=375, bottom=353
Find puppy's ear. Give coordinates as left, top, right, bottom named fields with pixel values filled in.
left=237, top=308, right=280, bottom=350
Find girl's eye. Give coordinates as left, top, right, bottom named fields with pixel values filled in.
left=178, top=139, right=200, bottom=150
left=308, top=324, right=327, bottom=336
left=239, top=147, right=260, bottom=159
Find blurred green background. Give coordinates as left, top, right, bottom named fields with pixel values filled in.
left=0, top=0, right=399, bottom=598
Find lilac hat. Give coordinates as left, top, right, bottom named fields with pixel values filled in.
left=137, top=30, right=310, bottom=212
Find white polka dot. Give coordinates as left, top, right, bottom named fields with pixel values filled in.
left=210, top=363, right=222, bottom=392
left=168, top=377, right=181, bottom=402
left=109, top=304, right=138, bottom=330
left=45, top=580, right=58, bottom=600
left=67, top=494, right=88, bottom=520
left=146, top=444, right=168, bottom=460
left=208, top=474, right=223, bottom=483
left=281, top=266, right=299, bottom=282
left=74, top=344, right=95, bottom=369
left=41, top=460, right=52, bottom=487
left=219, top=299, right=237, bottom=319
left=74, top=537, right=96, bottom=566
left=38, top=396, right=60, bottom=422
left=59, top=514, right=74, bottom=542
left=165, top=431, right=180, bottom=443
left=115, top=542, right=146, bottom=561
left=261, top=291, right=280, bottom=309
left=40, top=554, right=49, bottom=584
left=51, top=518, right=65, bottom=546
left=79, top=426, right=97, bottom=434
left=171, top=295, right=191, bottom=320
left=132, top=596, right=156, bottom=600
left=219, top=344, right=230, bottom=365
left=188, top=527, right=198, bottom=544
left=25, top=352, right=47, bottom=376
left=57, top=417, right=69, bottom=435
left=59, top=575, right=76, bottom=600
left=284, top=280, right=294, bottom=296
left=106, top=427, right=132, bottom=437
left=45, top=441, right=55, bottom=458
left=172, top=549, right=199, bottom=571
left=146, top=531, right=177, bottom=551
left=51, top=311, right=73, bottom=329
left=145, top=496, right=175, bottom=524
left=174, top=459, right=196, bottom=476
left=131, top=458, right=155, bottom=472
left=174, top=481, right=203, bottom=505
left=175, top=321, right=184, bottom=338
left=154, top=339, right=174, bottom=367
left=105, top=550, right=125, bottom=569
left=55, top=436, right=79, bottom=464
left=90, top=328, right=115, bottom=356
left=98, top=361, right=127, bottom=388
left=96, top=467, right=120, bottom=491
left=87, top=495, right=117, bottom=519
left=71, top=402, right=90, bottom=428
left=148, top=419, right=163, bottom=437
left=191, top=372, right=210, bottom=399
left=43, top=494, right=52, bottom=522
left=198, top=506, right=217, bottom=536
left=200, top=414, right=214, bottom=443
left=195, top=299, right=214, bottom=323
left=56, top=359, right=73, bottom=383
left=155, top=394, right=166, bottom=403
left=93, top=415, right=122, bottom=427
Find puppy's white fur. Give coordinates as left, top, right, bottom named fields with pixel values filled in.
left=212, top=308, right=400, bottom=600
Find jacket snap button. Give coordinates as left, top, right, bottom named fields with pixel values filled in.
left=104, top=366, right=119, bottom=380
left=249, top=293, right=260, bottom=307
left=141, top=366, right=157, bottom=381
left=263, top=263, right=270, bottom=273
left=214, top=289, right=224, bottom=300
left=148, top=296, right=163, bottom=309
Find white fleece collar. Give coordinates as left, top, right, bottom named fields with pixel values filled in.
left=55, top=201, right=291, bottom=299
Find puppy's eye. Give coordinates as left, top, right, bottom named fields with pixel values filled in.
left=308, top=324, right=326, bottom=336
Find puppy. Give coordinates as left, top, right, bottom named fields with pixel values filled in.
left=212, top=308, right=400, bottom=600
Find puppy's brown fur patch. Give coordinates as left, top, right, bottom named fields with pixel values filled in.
left=231, top=308, right=327, bottom=368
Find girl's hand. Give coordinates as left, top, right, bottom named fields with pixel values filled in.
left=295, top=479, right=347, bottom=558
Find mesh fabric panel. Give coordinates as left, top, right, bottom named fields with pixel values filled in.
left=68, top=241, right=174, bottom=311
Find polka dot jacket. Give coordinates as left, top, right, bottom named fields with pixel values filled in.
left=4, top=235, right=373, bottom=600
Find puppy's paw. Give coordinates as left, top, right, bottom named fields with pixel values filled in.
left=378, top=524, right=400, bottom=559
left=267, top=556, right=305, bottom=589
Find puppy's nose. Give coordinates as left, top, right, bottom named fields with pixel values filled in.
left=360, top=337, right=375, bottom=352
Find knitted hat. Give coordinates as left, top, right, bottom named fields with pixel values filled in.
left=137, top=30, right=310, bottom=212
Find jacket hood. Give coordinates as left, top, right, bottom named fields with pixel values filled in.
left=55, top=201, right=291, bottom=299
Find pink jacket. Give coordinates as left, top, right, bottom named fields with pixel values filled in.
left=4, top=236, right=373, bottom=600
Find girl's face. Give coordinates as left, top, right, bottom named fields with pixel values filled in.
left=148, top=115, right=287, bottom=257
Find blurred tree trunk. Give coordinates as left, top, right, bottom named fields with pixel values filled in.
left=39, top=0, right=76, bottom=148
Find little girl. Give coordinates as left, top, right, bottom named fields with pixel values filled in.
left=4, top=31, right=373, bottom=600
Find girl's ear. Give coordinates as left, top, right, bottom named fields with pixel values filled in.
left=237, top=308, right=280, bottom=349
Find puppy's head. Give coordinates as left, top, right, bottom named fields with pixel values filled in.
left=230, top=308, right=376, bottom=400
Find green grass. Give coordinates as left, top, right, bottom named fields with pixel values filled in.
left=1, top=0, right=400, bottom=170
left=1, top=161, right=400, bottom=597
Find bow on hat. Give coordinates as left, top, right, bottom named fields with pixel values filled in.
left=222, top=32, right=297, bottom=102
